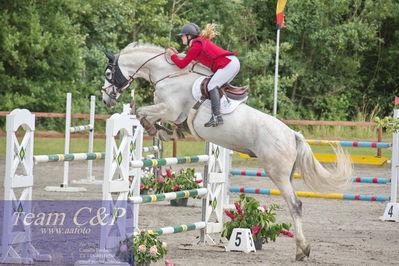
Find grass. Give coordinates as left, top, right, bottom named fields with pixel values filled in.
left=0, top=136, right=207, bottom=158
left=0, top=133, right=391, bottom=162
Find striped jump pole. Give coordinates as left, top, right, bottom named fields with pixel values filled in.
left=230, top=187, right=390, bottom=202
left=306, top=139, right=391, bottom=149
left=352, top=177, right=390, bottom=184
left=129, top=188, right=208, bottom=204
left=147, top=222, right=206, bottom=235
left=230, top=169, right=390, bottom=184
left=70, top=124, right=93, bottom=133
left=130, top=155, right=209, bottom=168
left=34, top=152, right=105, bottom=163
left=230, top=169, right=301, bottom=180
left=142, top=145, right=159, bottom=153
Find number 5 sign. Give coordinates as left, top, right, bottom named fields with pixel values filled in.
left=226, top=228, right=256, bottom=253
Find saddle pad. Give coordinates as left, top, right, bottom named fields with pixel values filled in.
left=192, top=76, right=248, bottom=114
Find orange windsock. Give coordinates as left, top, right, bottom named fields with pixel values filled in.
left=276, top=0, right=287, bottom=29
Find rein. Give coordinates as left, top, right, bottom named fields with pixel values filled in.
left=153, top=61, right=209, bottom=87
left=102, top=52, right=166, bottom=100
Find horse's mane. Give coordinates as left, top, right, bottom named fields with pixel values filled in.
left=120, top=42, right=164, bottom=55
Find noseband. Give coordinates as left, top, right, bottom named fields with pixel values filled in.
left=102, top=52, right=166, bottom=100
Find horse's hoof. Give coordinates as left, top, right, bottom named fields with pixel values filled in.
left=295, top=244, right=311, bottom=261
left=157, top=130, right=171, bottom=142
left=296, top=252, right=306, bottom=261
left=303, top=244, right=311, bottom=257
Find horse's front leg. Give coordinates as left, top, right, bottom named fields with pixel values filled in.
left=137, top=103, right=181, bottom=141
left=137, top=102, right=173, bottom=124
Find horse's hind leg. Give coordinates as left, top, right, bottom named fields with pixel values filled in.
left=267, top=167, right=310, bottom=261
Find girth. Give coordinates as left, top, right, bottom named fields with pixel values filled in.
left=200, top=77, right=249, bottom=100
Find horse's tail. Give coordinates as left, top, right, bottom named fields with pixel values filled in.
left=294, top=132, right=352, bottom=192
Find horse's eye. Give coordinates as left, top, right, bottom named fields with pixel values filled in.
left=105, top=69, right=112, bottom=79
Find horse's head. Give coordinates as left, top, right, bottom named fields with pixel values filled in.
left=101, top=51, right=131, bottom=107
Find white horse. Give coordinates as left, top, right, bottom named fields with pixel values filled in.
left=101, top=43, right=352, bottom=261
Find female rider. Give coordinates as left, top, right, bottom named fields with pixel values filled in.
left=166, top=23, right=240, bottom=127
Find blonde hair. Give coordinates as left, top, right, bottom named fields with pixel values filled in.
left=200, top=24, right=219, bottom=40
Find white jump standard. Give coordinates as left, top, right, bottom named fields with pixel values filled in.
left=75, top=112, right=228, bottom=265
left=1, top=109, right=52, bottom=264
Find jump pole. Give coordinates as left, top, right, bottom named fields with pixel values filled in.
left=148, top=222, right=206, bottom=235
left=380, top=99, right=399, bottom=221
left=230, top=187, right=390, bottom=202
left=230, top=169, right=390, bottom=184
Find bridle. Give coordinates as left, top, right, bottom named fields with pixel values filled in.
left=102, top=52, right=166, bottom=101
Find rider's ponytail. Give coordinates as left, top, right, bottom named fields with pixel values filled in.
left=200, top=24, right=219, bottom=40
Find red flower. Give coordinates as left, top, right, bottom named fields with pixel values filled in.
left=252, top=224, right=261, bottom=235
left=140, top=184, right=145, bottom=190
left=224, top=210, right=236, bottom=221
left=234, top=202, right=243, bottom=217
left=280, top=230, right=294, bottom=238
left=154, top=178, right=165, bottom=183
left=165, top=169, right=173, bottom=179
left=194, top=180, right=203, bottom=183
left=172, top=185, right=181, bottom=191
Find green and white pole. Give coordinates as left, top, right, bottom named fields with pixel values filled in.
left=148, top=222, right=206, bottom=235
left=129, top=188, right=208, bottom=204
left=130, top=155, right=209, bottom=168
left=34, top=152, right=105, bottom=163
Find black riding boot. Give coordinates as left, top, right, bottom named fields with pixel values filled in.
left=204, top=87, right=223, bottom=127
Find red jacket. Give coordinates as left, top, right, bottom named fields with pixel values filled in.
left=171, top=38, right=237, bottom=72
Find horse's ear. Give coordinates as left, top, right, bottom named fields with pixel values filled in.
left=104, top=51, right=115, bottom=61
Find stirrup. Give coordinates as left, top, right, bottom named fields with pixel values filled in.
left=204, top=115, right=223, bottom=127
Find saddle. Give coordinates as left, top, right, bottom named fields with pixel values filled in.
left=200, top=77, right=249, bottom=100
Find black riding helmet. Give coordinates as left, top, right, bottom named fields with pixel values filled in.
left=179, top=23, right=201, bottom=37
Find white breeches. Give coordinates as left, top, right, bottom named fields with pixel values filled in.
left=207, top=56, right=240, bottom=91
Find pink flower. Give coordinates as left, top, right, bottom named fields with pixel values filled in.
left=194, top=180, right=203, bottom=183
left=149, top=245, right=158, bottom=255
left=165, top=169, right=173, bottom=179
left=138, top=244, right=146, bottom=253
left=119, top=244, right=127, bottom=253
left=252, top=224, right=261, bottom=235
left=140, top=184, right=145, bottom=190
left=154, top=178, right=165, bottom=183
left=159, top=169, right=164, bottom=176
left=172, top=185, right=181, bottom=191
left=280, top=230, right=294, bottom=238
left=165, top=259, right=175, bottom=266
left=262, top=205, right=268, bottom=212
left=234, top=202, right=243, bottom=217
left=224, top=210, right=236, bottom=221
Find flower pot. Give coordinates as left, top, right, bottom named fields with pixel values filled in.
left=170, top=198, right=188, bottom=207
left=140, top=189, right=150, bottom=195
left=254, top=238, right=263, bottom=250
